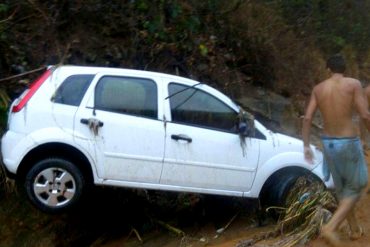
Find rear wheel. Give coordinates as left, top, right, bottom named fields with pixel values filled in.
left=25, top=158, right=84, bottom=213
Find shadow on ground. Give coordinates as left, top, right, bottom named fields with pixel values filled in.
left=0, top=185, right=270, bottom=247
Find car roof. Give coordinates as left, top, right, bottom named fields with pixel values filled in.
left=53, top=65, right=200, bottom=86
left=52, top=65, right=240, bottom=111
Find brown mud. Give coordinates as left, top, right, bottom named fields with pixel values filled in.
left=207, top=152, right=370, bottom=247
left=94, top=152, right=370, bottom=247
left=112, top=152, right=370, bottom=247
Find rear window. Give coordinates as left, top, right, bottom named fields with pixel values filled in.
left=52, top=74, right=94, bottom=106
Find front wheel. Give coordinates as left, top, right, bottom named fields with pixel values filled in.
left=25, top=158, right=85, bottom=213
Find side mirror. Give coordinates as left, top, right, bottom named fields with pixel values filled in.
left=237, top=108, right=255, bottom=137
left=238, top=121, right=248, bottom=136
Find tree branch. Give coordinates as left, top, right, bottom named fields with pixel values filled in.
left=0, top=66, right=46, bottom=83
left=0, top=6, right=19, bottom=24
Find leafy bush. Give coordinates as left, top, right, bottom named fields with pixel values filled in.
left=271, top=0, right=370, bottom=55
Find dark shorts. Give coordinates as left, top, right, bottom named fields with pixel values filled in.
left=321, top=136, right=368, bottom=200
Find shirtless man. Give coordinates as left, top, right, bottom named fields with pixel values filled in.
left=302, top=54, right=370, bottom=246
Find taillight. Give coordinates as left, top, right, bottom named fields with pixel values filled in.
left=11, top=68, right=52, bottom=112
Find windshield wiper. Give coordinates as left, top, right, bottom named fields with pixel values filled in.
left=165, top=82, right=202, bottom=100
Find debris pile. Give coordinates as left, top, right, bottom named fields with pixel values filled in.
left=237, top=176, right=337, bottom=247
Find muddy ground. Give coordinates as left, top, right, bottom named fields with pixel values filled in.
left=201, top=152, right=370, bottom=247
left=1, top=153, right=370, bottom=247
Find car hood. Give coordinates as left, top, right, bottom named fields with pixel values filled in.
left=268, top=132, right=323, bottom=166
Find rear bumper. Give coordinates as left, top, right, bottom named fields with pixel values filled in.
left=0, top=138, right=16, bottom=179
left=1, top=130, right=27, bottom=175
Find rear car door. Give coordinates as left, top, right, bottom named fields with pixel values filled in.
left=74, top=72, right=165, bottom=183
left=51, top=74, right=94, bottom=131
left=161, top=82, right=261, bottom=193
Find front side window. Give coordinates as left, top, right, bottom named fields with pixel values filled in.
left=95, top=76, right=157, bottom=119
left=52, top=74, right=94, bottom=106
left=168, top=83, right=237, bottom=131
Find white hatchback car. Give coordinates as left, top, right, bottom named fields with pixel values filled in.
left=1, top=65, right=332, bottom=213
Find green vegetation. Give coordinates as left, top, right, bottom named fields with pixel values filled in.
left=0, top=0, right=369, bottom=200
left=1, top=1, right=370, bottom=99
left=274, top=0, right=370, bottom=53
left=0, top=1, right=369, bottom=245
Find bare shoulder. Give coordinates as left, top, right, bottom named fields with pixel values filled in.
left=344, top=77, right=361, bottom=88
left=313, top=79, right=328, bottom=92
left=365, top=84, right=370, bottom=94
left=315, top=79, right=328, bottom=88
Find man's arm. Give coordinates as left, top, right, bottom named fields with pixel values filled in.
left=354, top=81, right=370, bottom=132
left=365, top=85, right=370, bottom=105
left=302, top=88, right=318, bottom=164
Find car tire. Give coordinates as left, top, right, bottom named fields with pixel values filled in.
left=259, top=173, right=301, bottom=221
left=272, top=174, right=299, bottom=207
left=261, top=173, right=301, bottom=208
left=25, top=158, right=85, bottom=213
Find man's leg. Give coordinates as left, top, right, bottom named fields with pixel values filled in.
left=347, top=210, right=363, bottom=240
left=321, top=197, right=358, bottom=246
left=347, top=209, right=359, bottom=232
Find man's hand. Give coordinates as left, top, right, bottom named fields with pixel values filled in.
left=304, top=146, right=314, bottom=164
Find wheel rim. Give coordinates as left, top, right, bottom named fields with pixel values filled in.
left=33, top=167, right=76, bottom=207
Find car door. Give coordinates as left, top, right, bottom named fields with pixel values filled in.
left=161, top=82, right=261, bottom=193
left=74, top=72, right=165, bottom=183
left=51, top=74, right=95, bottom=133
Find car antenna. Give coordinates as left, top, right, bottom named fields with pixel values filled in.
left=165, top=82, right=202, bottom=100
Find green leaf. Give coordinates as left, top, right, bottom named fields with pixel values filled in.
left=0, top=4, right=9, bottom=13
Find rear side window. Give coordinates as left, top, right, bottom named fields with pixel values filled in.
left=95, top=76, right=157, bottom=119
left=52, top=74, right=94, bottom=106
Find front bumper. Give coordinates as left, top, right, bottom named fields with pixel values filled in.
left=311, top=162, right=335, bottom=189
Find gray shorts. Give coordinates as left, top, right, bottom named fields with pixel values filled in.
left=321, top=136, right=368, bottom=200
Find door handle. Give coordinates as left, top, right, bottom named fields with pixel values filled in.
left=171, top=134, right=192, bottom=143
left=81, top=118, right=104, bottom=136
left=80, top=118, right=104, bottom=127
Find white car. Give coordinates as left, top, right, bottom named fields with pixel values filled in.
left=1, top=65, right=333, bottom=213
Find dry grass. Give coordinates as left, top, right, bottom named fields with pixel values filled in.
left=237, top=176, right=337, bottom=247
left=0, top=164, right=17, bottom=195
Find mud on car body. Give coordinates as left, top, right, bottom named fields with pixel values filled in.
left=1, top=65, right=333, bottom=213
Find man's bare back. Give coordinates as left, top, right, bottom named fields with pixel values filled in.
left=314, top=74, right=361, bottom=137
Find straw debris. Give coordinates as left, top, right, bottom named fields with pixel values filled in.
left=237, top=176, right=337, bottom=247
